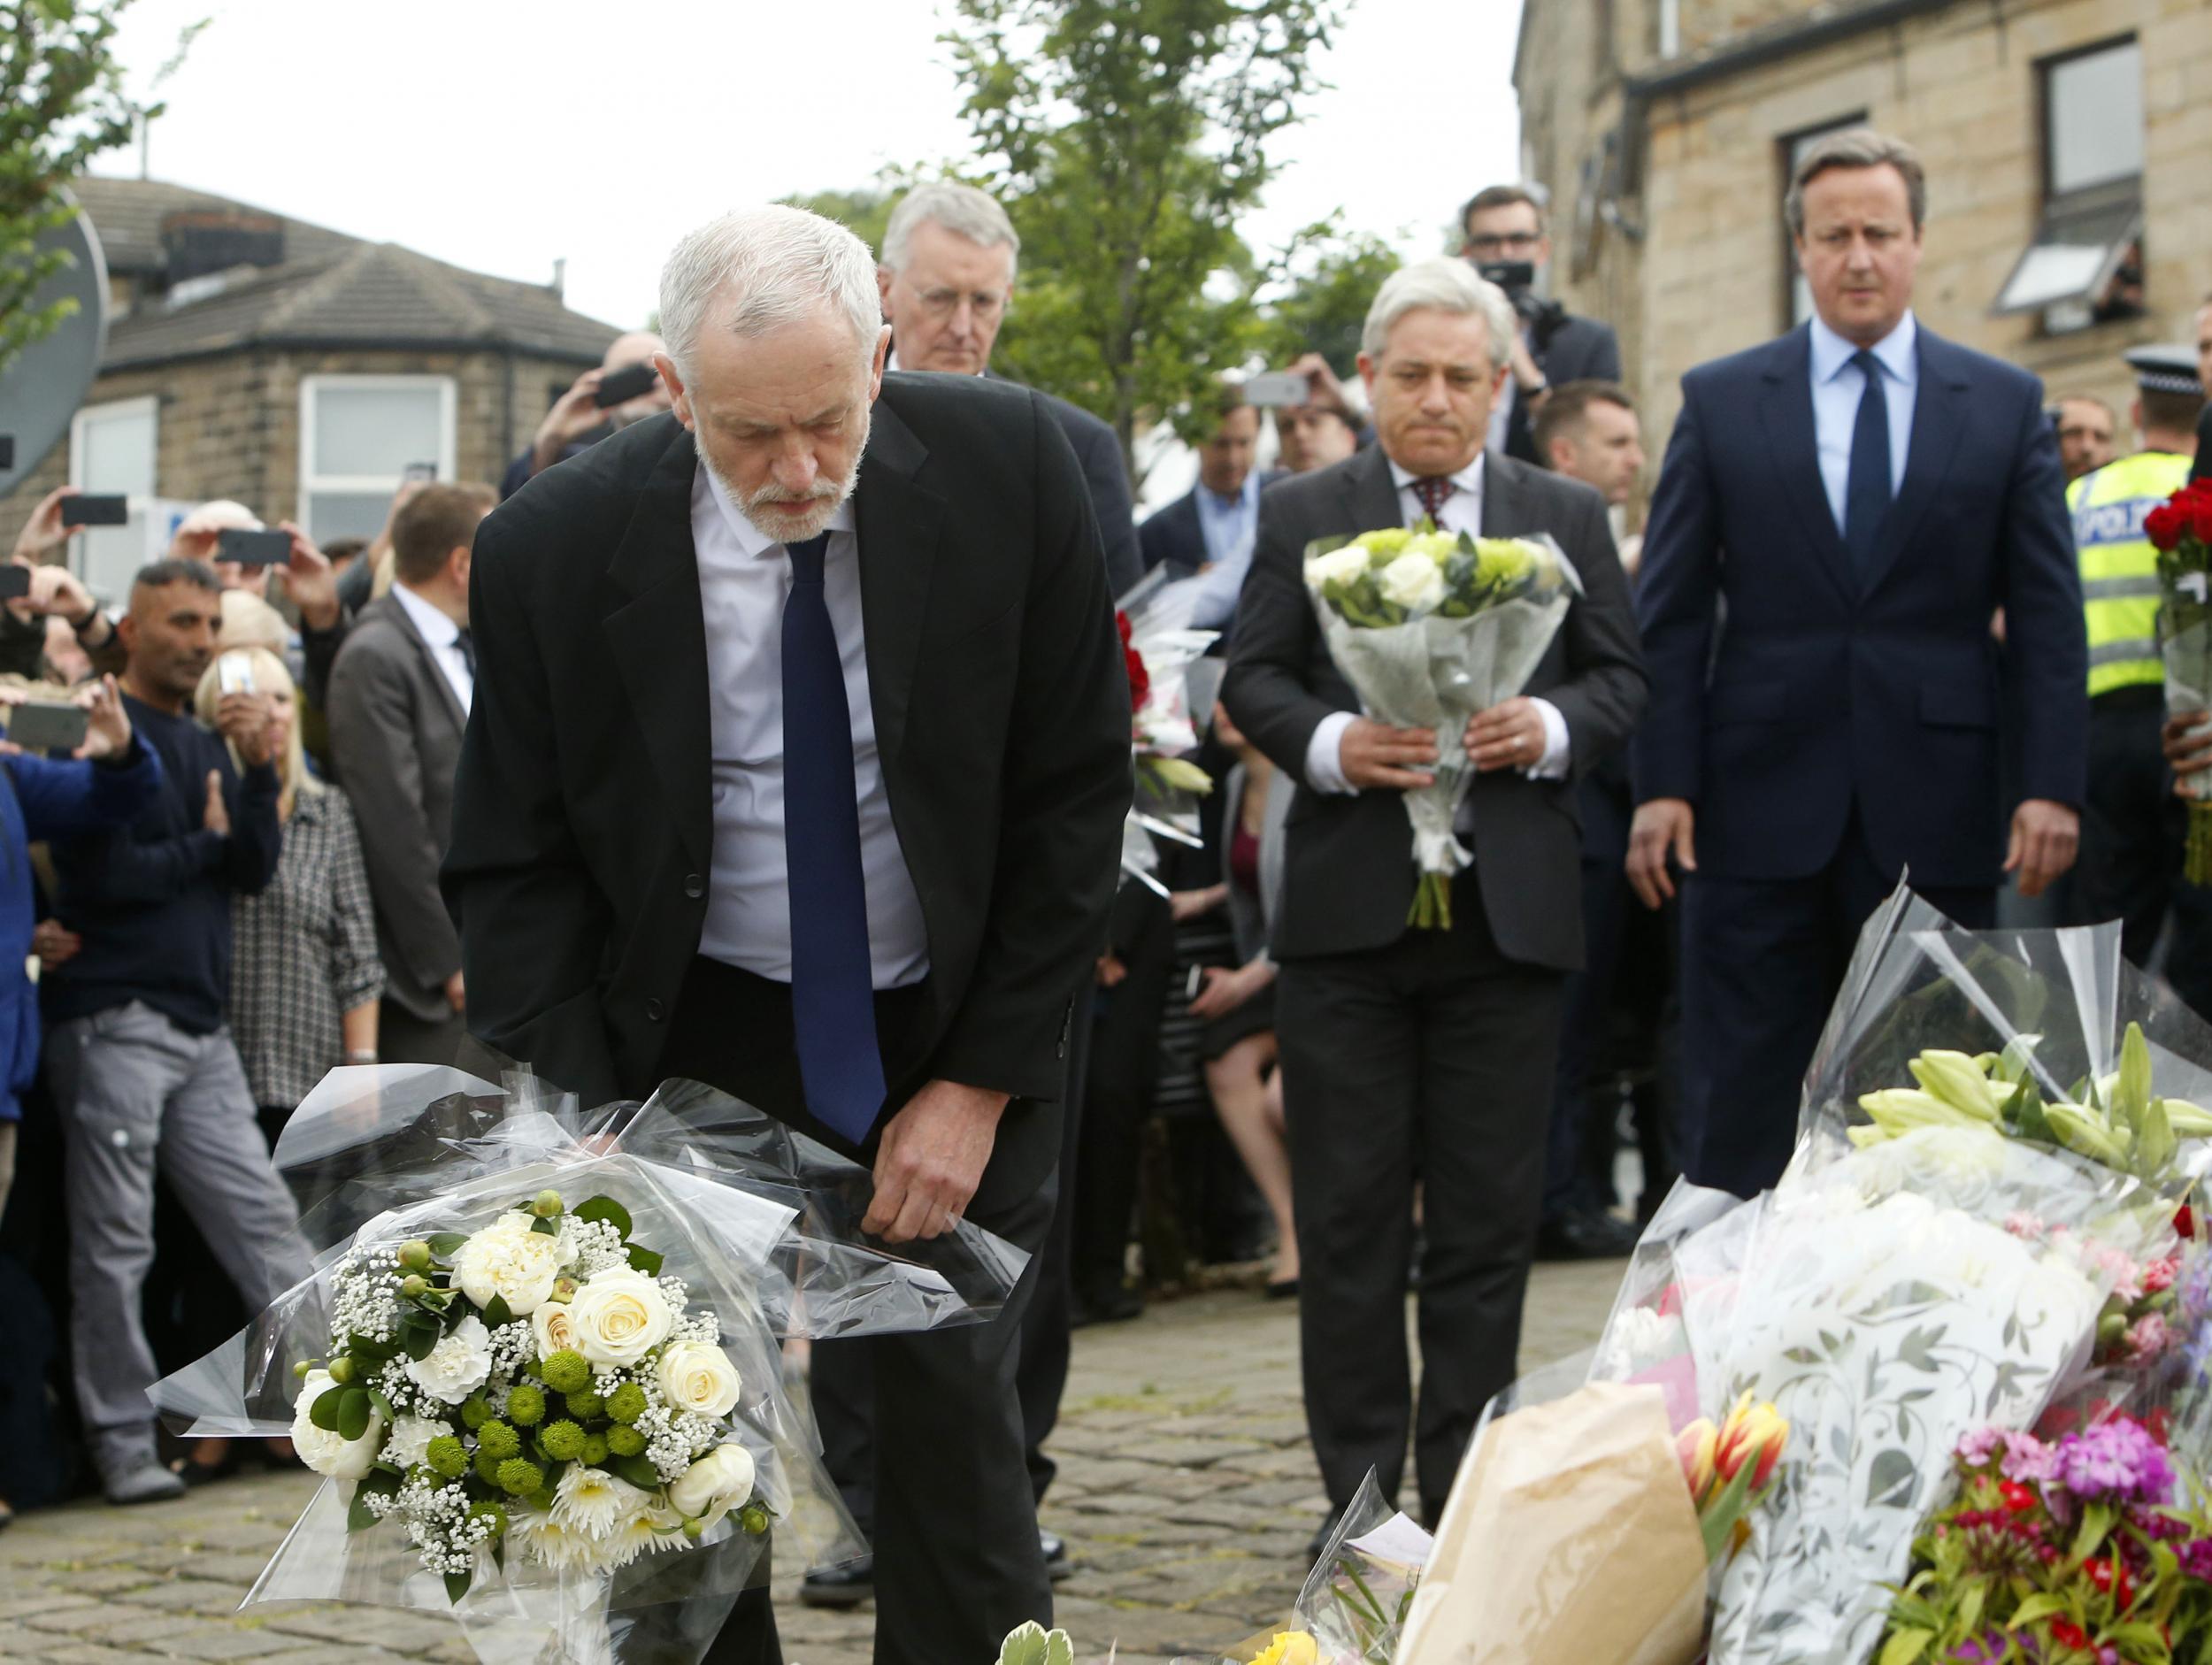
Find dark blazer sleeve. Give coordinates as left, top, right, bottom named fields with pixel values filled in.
left=2195, top=404, right=2211, bottom=482
left=927, top=398, right=1133, bottom=1101
left=442, top=510, right=621, bottom=1106
left=327, top=636, right=462, bottom=996
left=1220, top=486, right=1342, bottom=785
left=1060, top=408, right=1142, bottom=598
left=1629, top=375, right=1723, bottom=806
left=1545, top=479, right=1647, bottom=775
left=1995, top=379, right=2089, bottom=809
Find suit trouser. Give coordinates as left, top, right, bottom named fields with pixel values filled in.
left=2075, top=690, right=2212, bottom=1020
left=660, top=959, right=1056, bottom=1665
left=1071, top=890, right=1175, bottom=1298
left=1276, top=885, right=1563, bottom=1523
left=810, top=984, right=1092, bottom=1539
left=1678, top=812, right=1994, bottom=1199
left=43, top=1001, right=309, bottom=1470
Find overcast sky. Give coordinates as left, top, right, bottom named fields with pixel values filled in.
left=88, top=0, right=1525, bottom=330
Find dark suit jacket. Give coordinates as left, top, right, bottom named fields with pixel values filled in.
left=326, top=594, right=468, bottom=1023
left=2194, top=403, right=2210, bottom=481
left=1506, top=313, right=1623, bottom=464
left=1028, top=386, right=1142, bottom=597
left=1220, top=445, right=1646, bottom=971
left=440, top=379, right=1131, bottom=1186
left=1138, top=472, right=1288, bottom=576
left=1632, top=321, right=2086, bottom=888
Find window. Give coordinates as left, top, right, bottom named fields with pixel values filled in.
left=298, top=375, right=456, bottom=541
left=1994, top=38, right=2144, bottom=331
left=67, top=396, right=157, bottom=604
left=1781, top=114, right=1869, bottom=329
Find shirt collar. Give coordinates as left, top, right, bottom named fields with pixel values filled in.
left=1202, top=471, right=1261, bottom=515
left=700, top=460, right=856, bottom=560
left=1809, top=310, right=1918, bottom=387
left=1386, top=453, right=1487, bottom=498
left=392, top=580, right=460, bottom=649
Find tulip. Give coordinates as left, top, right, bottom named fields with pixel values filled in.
left=1713, top=1393, right=1789, bottom=1494
left=1677, top=1417, right=1718, bottom=1501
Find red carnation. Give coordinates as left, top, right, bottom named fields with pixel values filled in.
left=1999, top=1479, right=2036, bottom=1514
left=2049, top=1619, right=2089, bottom=1653
left=2177, top=1203, right=2198, bottom=1241
left=1125, top=643, right=1151, bottom=712
left=1116, top=610, right=1134, bottom=648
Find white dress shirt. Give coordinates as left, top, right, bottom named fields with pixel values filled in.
left=691, top=464, right=930, bottom=988
left=1303, top=453, right=1571, bottom=794
left=1809, top=310, right=1916, bottom=533
left=391, top=581, right=472, bottom=716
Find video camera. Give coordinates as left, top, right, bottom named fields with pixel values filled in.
left=1475, top=259, right=1569, bottom=348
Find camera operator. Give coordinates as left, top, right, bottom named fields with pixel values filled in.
left=1458, top=185, right=1623, bottom=466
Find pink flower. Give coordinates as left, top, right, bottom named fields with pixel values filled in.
left=2087, top=1244, right=2144, bottom=1305
left=2142, top=1257, right=2177, bottom=1295
left=2005, top=1212, right=2047, bottom=1241
left=2126, top=1314, right=2171, bottom=1363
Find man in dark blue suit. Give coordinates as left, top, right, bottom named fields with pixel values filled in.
left=1626, top=129, right=2085, bottom=1199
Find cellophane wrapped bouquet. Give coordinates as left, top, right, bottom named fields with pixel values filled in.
left=2150, top=477, right=2212, bottom=881
left=1116, top=567, right=1217, bottom=894
left=1390, top=890, right=2212, bottom=1665
left=151, top=1067, right=1028, bottom=1665
left=1302, top=522, right=1578, bottom=927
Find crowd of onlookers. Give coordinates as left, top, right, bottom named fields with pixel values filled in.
left=1, top=150, right=2209, bottom=1611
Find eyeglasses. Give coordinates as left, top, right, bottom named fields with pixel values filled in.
left=1463, top=231, right=1541, bottom=256
left=909, top=284, right=1008, bottom=323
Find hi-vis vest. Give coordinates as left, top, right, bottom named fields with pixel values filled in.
left=2070, top=449, right=2193, bottom=698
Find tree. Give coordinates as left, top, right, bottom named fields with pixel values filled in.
left=1261, top=220, right=1402, bottom=380
left=777, top=177, right=910, bottom=260
left=944, top=0, right=1340, bottom=481
left=0, top=1, right=187, bottom=379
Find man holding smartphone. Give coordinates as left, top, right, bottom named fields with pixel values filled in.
left=500, top=331, right=674, bottom=499
left=6, top=486, right=130, bottom=682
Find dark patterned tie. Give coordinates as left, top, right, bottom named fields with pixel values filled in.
left=1411, top=475, right=1456, bottom=526
left=1844, top=349, right=1893, bottom=588
left=453, top=627, right=477, bottom=680
left=780, top=533, right=887, bottom=1142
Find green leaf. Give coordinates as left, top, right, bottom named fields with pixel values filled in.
left=996, top=1621, right=1050, bottom=1665
left=2070, top=1499, right=2116, bottom=1565
left=443, top=1568, right=472, bottom=1606
left=347, top=1469, right=402, bottom=1532
left=311, top=1385, right=346, bottom=1432
left=337, top=1387, right=373, bottom=1442
left=575, top=1196, right=634, bottom=1241
left=402, top=1317, right=440, bottom=1362
left=1878, top=1628, right=1934, bottom=1665
left=349, top=1331, right=397, bottom=1364
left=1698, top=1458, right=1758, bottom=1563
left=426, top=1231, right=468, bottom=1260
left=530, top=1216, right=559, bottom=1236
left=480, top=1295, right=513, bottom=1329
left=611, top=1454, right=662, bottom=1491
left=626, top=1244, right=664, bottom=1277
left=367, top=1388, right=395, bottom=1425
left=2008, top=1593, right=2066, bottom=1629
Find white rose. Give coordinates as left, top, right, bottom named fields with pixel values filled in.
left=667, top=1443, right=757, bottom=1526
left=566, top=1267, right=673, bottom=1368
left=1304, top=545, right=1371, bottom=593
left=1376, top=550, right=1445, bottom=614
left=452, top=1211, right=570, bottom=1316
left=403, top=1313, right=495, bottom=1405
left=533, top=1300, right=581, bottom=1359
left=291, top=1368, right=384, bottom=1481
left=656, top=1342, right=743, bottom=1420
left=381, top=1414, right=447, bottom=1472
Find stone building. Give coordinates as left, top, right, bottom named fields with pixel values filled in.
left=1512, top=0, right=2209, bottom=472
left=0, top=176, right=621, bottom=602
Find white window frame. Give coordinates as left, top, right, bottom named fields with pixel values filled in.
left=66, top=395, right=159, bottom=596
left=297, top=373, right=457, bottom=541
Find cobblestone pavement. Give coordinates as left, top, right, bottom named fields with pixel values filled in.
left=0, top=1260, right=1624, bottom=1665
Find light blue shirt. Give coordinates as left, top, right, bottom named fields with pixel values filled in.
left=1188, top=470, right=1263, bottom=629
left=1809, top=311, right=1917, bottom=535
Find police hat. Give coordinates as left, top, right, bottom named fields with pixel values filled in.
left=2124, top=344, right=2203, bottom=397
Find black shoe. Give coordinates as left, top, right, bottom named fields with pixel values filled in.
left=1071, top=1284, right=1143, bottom=1327
left=799, top=1554, right=873, bottom=1609
left=1041, top=1530, right=1073, bottom=1582
left=1264, top=1276, right=1300, bottom=1301
left=1536, top=1208, right=1641, bottom=1262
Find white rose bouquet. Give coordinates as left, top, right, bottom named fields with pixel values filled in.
left=151, top=1067, right=1032, bottom=1665
left=1304, top=520, right=1580, bottom=927
left=1115, top=572, right=1219, bottom=895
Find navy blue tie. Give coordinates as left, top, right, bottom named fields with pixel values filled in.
left=1843, top=349, right=1893, bottom=587
left=780, top=533, right=887, bottom=1142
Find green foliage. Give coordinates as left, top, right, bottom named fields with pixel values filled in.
left=777, top=176, right=912, bottom=260
left=943, top=0, right=1340, bottom=480
left=1261, top=219, right=1404, bottom=379
left=0, top=2, right=197, bottom=379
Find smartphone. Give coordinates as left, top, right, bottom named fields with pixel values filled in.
left=402, top=462, right=438, bottom=485
left=6, top=701, right=89, bottom=754
left=215, top=527, right=293, bottom=566
left=61, top=494, right=129, bottom=528
left=1244, top=370, right=1310, bottom=408
left=217, top=650, right=257, bottom=695
left=0, top=568, right=28, bottom=602
left=1186, top=963, right=1205, bottom=1001
left=594, top=361, right=659, bottom=409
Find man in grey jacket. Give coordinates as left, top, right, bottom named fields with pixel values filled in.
left=326, top=483, right=493, bottom=1066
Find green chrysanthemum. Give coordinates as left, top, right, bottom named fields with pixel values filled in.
left=495, top=1457, right=544, bottom=1497
left=539, top=1349, right=591, bottom=1396
left=604, top=1384, right=648, bottom=1425
left=476, top=1420, right=522, bottom=1461
left=426, top=1435, right=469, bottom=1478
left=605, top=1423, right=647, bottom=1457
left=505, top=1384, right=547, bottom=1427
left=565, top=1390, right=604, bottom=1421
left=540, top=1420, right=587, bottom=1462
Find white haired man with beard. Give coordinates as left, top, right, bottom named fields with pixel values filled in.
left=441, top=204, right=1132, bottom=1664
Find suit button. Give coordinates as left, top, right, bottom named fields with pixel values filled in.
left=645, top=998, right=666, bottom=1023
left=684, top=873, right=705, bottom=900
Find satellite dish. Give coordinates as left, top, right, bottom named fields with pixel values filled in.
left=0, top=190, right=111, bottom=495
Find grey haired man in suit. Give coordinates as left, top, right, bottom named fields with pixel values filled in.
left=326, top=482, right=494, bottom=1067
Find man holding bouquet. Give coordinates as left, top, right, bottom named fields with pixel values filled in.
left=1223, top=257, right=1645, bottom=1534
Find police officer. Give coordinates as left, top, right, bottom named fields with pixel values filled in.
left=2071, top=344, right=2212, bottom=1016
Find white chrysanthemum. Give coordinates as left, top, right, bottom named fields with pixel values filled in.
left=404, top=1314, right=494, bottom=1405
left=452, top=1212, right=572, bottom=1316
left=550, top=1463, right=656, bottom=1541
left=511, top=1509, right=614, bottom=1573
left=381, top=1414, right=448, bottom=1471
